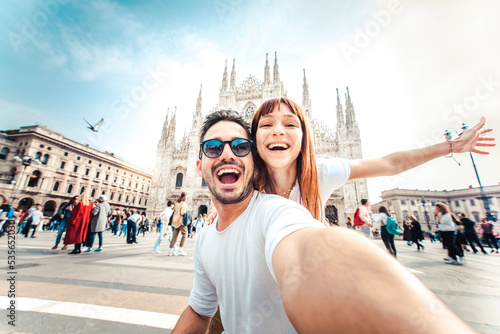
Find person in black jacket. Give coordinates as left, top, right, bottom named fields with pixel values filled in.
left=460, top=213, right=487, bottom=254
left=408, top=215, right=425, bottom=252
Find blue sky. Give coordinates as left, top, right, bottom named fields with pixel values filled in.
left=1, top=0, right=499, bottom=201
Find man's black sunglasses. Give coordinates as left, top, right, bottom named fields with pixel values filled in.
left=199, top=138, right=253, bottom=159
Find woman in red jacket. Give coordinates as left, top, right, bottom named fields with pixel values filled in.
left=64, top=193, right=93, bottom=254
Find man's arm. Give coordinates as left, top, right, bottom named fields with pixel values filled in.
left=172, top=306, right=211, bottom=333
left=273, top=227, right=474, bottom=333
left=349, top=116, right=494, bottom=180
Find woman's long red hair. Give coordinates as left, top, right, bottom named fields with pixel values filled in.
left=251, top=97, right=322, bottom=221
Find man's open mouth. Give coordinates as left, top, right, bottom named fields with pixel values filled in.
left=217, top=168, right=241, bottom=184
left=267, top=143, right=290, bottom=151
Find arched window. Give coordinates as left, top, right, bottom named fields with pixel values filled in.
left=126, top=195, right=129, bottom=203
left=110, top=193, right=114, bottom=200
left=41, top=154, right=49, bottom=165
left=53, top=181, right=60, bottom=191
left=91, top=189, right=96, bottom=198
left=27, top=170, right=41, bottom=187
left=176, top=173, right=183, bottom=187
left=80, top=187, right=85, bottom=194
left=35, top=152, right=42, bottom=160
left=67, top=184, right=73, bottom=194
left=0, top=147, right=9, bottom=160
left=118, top=194, right=122, bottom=202
left=138, top=198, right=142, bottom=205
left=132, top=197, right=135, bottom=204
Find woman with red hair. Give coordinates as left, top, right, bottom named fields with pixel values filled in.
left=251, top=97, right=494, bottom=222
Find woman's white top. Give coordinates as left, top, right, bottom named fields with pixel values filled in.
left=287, top=158, right=351, bottom=207
left=438, top=213, right=456, bottom=232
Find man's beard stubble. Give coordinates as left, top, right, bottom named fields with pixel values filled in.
left=207, top=160, right=254, bottom=205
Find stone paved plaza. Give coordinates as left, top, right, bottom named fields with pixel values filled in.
left=0, top=228, right=499, bottom=333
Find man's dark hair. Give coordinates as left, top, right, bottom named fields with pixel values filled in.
left=167, top=200, right=174, bottom=207
left=199, top=110, right=251, bottom=158
left=361, top=199, right=368, bottom=205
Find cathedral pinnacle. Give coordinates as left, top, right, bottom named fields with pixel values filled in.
left=230, top=58, right=236, bottom=91
left=273, top=52, right=280, bottom=85
left=264, top=53, right=271, bottom=85
left=221, top=60, right=228, bottom=92
left=161, top=107, right=170, bottom=139
left=336, top=88, right=344, bottom=130
left=196, top=84, right=202, bottom=115
left=302, top=69, right=311, bottom=117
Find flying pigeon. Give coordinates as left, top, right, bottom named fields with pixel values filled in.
left=84, top=118, right=104, bottom=132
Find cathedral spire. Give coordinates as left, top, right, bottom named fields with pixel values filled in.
left=344, top=87, right=357, bottom=127
left=336, top=88, right=344, bottom=132
left=193, top=84, right=203, bottom=129
left=273, top=51, right=280, bottom=85
left=169, top=106, right=177, bottom=142
left=196, top=84, right=202, bottom=115
left=221, top=60, right=228, bottom=92
left=302, top=69, right=311, bottom=118
left=230, top=58, right=236, bottom=91
left=264, top=53, right=271, bottom=85
left=161, top=107, right=171, bottom=139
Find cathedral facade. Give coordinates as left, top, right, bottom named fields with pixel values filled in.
left=146, top=53, right=368, bottom=225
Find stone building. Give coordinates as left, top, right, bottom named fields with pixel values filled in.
left=371, top=185, right=500, bottom=231
left=0, top=125, right=152, bottom=217
left=147, top=53, right=368, bottom=224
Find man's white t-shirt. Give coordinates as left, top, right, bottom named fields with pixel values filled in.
left=189, top=191, right=325, bottom=333
left=288, top=158, right=350, bottom=207
left=29, top=210, right=44, bottom=226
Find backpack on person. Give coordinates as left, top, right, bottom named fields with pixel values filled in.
left=353, top=208, right=364, bottom=227
left=386, top=216, right=402, bottom=236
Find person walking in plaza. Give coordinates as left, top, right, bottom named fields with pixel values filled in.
left=84, top=195, right=111, bottom=252
left=118, top=214, right=128, bottom=237
left=52, top=196, right=79, bottom=250
left=64, top=193, right=93, bottom=254
left=435, top=203, right=462, bottom=265
left=403, top=219, right=412, bottom=246
left=191, top=213, right=203, bottom=237
left=169, top=192, right=189, bottom=256
left=354, top=199, right=372, bottom=237
left=22, top=204, right=43, bottom=238
left=460, top=213, right=487, bottom=254
left=153, top=200, right=174, bottom=254
left=375, top=206, right=397, bottom=257
left=126, top=213, right=142, bottom=244
left=408, top=215, right=425, bottom=252
left=480, top=218, right=499, bottom=253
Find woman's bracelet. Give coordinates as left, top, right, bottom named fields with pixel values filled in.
left=444, top=140, right=460, bottom=166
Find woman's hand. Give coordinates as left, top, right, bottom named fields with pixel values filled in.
left=205, top=211, right=218, bottom=226
left=453, top=116, right=495, bottom=154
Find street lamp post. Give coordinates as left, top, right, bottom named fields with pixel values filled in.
left=10, top=155, right=41, bottom=207
left=421, top=196, right=431, bottom=231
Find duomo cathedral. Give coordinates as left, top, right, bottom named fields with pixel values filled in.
left=146, top=53, right=368, bottom=225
